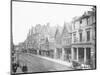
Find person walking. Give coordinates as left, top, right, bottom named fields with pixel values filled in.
left=22, top=64, right=28, bottom=73
left=12, top=63, right=18, bottom=74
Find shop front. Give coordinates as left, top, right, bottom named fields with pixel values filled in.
left=64, top=48, right=71, bottom=61
left=71, top=44, right=94, bottom=65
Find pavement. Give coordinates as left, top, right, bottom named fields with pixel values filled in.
left=16, top=53, right=73, bottom=73
left=34, top=54, right=72, bottom=67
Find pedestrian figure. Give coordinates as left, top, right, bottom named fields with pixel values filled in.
left=12, top=63, right=18, bottom=73
left=22, top=64, right=28, bottom=73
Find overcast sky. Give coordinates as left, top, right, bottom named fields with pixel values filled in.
left=12, top=1, right=93, bottom=45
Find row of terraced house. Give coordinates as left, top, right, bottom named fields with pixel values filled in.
left=19, top=8, right=96, bottom=68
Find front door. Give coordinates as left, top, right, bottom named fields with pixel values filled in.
left=78, top=48, right=84, bottom=63
left=86, top=48, right=91, bottom=64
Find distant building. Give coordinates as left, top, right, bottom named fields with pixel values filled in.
left=61, top=22, right=72, bottom=61
left=24, top=23, right=57, bottom=57
left=54, top=25, right=63, bottom=59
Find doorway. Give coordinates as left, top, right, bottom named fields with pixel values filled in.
left=86, top=48, right=91, bottom=64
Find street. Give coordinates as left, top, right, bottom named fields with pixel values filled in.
left=16, top=53, right=73, bottom=73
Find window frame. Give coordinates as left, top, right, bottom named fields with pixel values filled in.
left=86, top=30, right=90, bottom=41
left=79, top=32, right=82, bottom=42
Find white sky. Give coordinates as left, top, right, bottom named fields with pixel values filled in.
left=12, top=1, right=93, bottom=45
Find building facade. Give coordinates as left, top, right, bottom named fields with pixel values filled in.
left=61, top=22, right=72, bottom=61
left=53, top=23, right=72, bottom=62
left=71, top=9, right=96, bottom=67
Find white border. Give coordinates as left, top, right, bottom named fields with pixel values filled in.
left=0, top=0, right=99, bottom=75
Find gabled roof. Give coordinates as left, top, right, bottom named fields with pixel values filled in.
left=62, top=22, right=72, bottom=35
left=72, top=10, right=96, bottom=23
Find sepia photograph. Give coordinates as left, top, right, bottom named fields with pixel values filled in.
left=11, top=0, right=96, bottom=75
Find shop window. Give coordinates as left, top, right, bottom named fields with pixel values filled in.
left=74, top=48, right=77, bottom=60
left=78, top=48, right=84, bottom=62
